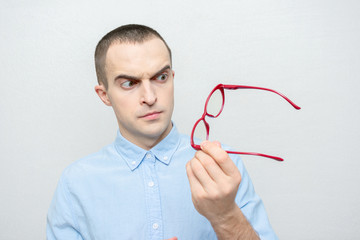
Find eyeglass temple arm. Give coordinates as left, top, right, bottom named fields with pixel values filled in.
left=222, top=84, right=301, bottom=110
left=226, top=150, right=284, bottom=161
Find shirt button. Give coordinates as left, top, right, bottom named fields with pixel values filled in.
left=163, top=156, right=168, bottom=160
left=131, top=161, right=136, bottom=165
left=146, top=153, right=151, bottom=159
left=152, top=223, right=159, bottom=230
left=148, top=181, right=154, bottom=187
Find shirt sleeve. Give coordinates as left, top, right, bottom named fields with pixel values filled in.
left=235, top=156, right=279, bottom=240
left=47, top=173, right=83, bottom=240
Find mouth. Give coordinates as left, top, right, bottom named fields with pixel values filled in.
left=139, top=111, right=162, bottom=120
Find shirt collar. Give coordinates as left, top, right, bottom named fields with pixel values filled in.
left=114, top=123, right=181, bottom=171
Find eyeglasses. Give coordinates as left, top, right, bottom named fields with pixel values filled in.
left=190, top=84, right=301, bottom=161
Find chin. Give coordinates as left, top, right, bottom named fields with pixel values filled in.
left=144, top=121, right=171, bottom=138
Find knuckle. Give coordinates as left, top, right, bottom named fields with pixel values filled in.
left=195, top=152, right=214, bottom=169
left=201, top=156, right=213, bottom=168
left=221, top=184, right=233, bottom=196
left=209, top=189, right=221, bottom=200
left=191, top=160, right=203, bottom=173
left=215, top=151, right=229, bottom=164
left=235, top=173, right=242, bottom=185
left=191, top=163, right=201, bottom=173
left=231, top=170, right=242, bottom=185
left=197, top=192, right=207, bottom=200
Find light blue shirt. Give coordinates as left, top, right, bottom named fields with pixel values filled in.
left=47, top=125, right=278, bottom=239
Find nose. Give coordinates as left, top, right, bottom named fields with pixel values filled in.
left=140, top=81, right=157, bottom=106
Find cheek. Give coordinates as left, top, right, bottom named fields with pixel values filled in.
left=164, top=91, right=175, bottom=115
left=110, top=95, right=136, bottom=118
left=160, top=88, right=174, bottom=107
left=165, top=82, right=174, bottom=102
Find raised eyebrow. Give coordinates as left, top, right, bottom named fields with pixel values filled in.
left=114, top=74, right=140, bottom=83
left=113, top=65, right=171, bottom=82
left=150, top=65, right=171, bottom=79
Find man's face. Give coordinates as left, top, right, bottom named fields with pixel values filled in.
left=96, top=37, right=174, bottom=150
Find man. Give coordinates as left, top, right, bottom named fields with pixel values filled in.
left=47, top=24, right=277, bottom=239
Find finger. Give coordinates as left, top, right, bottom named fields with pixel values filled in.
left=187, top=158, right=215, bottom=192
left=186, top=161, right=206, bottom=195
left=195, top=150, right=225, bottom=182
left=200, top=141, right=237, bottom=176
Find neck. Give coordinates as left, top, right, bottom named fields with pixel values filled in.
left=119, top=123, right=173, bottom=150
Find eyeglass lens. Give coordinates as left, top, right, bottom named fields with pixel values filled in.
left=206, top=89, right=223, bottom=116
left=193, top=120, right=207, bottom=146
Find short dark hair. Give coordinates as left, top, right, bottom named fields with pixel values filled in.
left=94, top=24, right=172, bottom=89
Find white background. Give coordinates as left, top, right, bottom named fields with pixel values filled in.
left=1, top=0, right=359, bottom=239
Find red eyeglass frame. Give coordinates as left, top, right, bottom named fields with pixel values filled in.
left=190, top=84, right=301, bottom=161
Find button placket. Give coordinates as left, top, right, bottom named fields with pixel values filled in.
left=141, top=151, right=163, bottom=239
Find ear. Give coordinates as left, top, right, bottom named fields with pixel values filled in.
left=95, top=84, right=112, bottom=106
left=172, top=70, right=175, bottom=78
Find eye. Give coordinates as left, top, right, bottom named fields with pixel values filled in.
left=156, top=73, right=169, bottom=82
left=120, top=80, right=137, bottom=89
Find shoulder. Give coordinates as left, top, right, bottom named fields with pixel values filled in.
left=173, top=132, right=197, bottom=157
left=60, top=142, right=119, bottom=183
left=177, top=132, right=193, bottom=148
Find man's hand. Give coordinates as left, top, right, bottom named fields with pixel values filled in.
left=186, top=141, right=241, bottom=222
left=186, top=141, right=259, bottom=239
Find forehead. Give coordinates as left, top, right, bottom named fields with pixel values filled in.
left=105, top=38, right=171, bottom=79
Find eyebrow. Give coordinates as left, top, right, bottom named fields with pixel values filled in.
left=113, top=65, right=171, bottom=82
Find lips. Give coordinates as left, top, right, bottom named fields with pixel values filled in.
left=139, top=111, right=162, bottom=120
